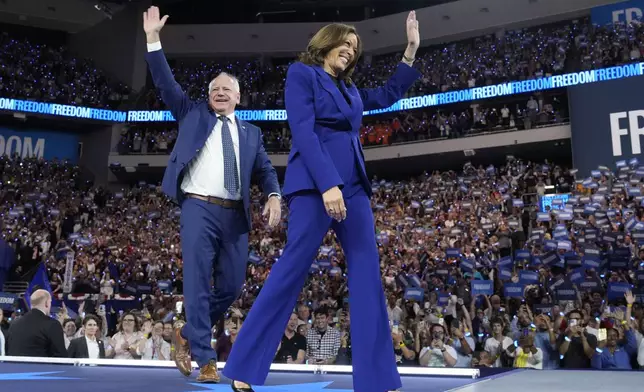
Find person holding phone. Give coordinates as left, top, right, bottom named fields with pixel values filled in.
left=418, top=324, right=457, bottom=367
left=557, top=309, right=597, bottom=368
left=392, top=324, right=415, bottom=366
left=449, top=318, right=475, bottom=367
left=590, top=291, right=638, bottom=369
left=505, top=333, right=543, bottom=369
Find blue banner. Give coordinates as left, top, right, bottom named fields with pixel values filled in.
left=569, top=70, right=644, bottom=176
left=0, top=127, right=79, bottom=162
left=607, top=282, right=633, bottom=301
left=0, top=98, right=125, bottom=121
left=591, top=0, right=644, bottom=25
left=539, top=193, right=570, bottom=212
left=555, top=283, right=578, bottom=301
left=125, top=63, right=644, bottom=123
left=519, top=270, right=539, bottom=284
left=0, top=63, right=643, bottom=123
left=404, top=287, right=425, bottom=301
left=504, top=283, right=525, bottom=298
left=0, top=292, right=17, bottom=310
left=25, top=262, right=52, bottom=308
left=471, top=280, right=494, bottom=296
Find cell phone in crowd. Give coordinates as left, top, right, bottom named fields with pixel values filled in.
left=98, top=304, right=106, bottom=315
left=163, top=311, right=175, bottom=323
left=598, top=328, right=607, bottom=341
left=176, top=301, right=183, bottom=314
left=569, top=319, right=578, bottom=327
left=451, top=319, right=460, bottom=330
left=392, top=321, right=399, bottom=334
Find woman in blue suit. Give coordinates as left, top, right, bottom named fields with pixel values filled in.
left=223, top=11, right=421, bottom=392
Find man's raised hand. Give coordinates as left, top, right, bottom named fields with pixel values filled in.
left=143, top=6, right=169, bottom=39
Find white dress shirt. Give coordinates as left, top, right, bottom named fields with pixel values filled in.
left=148, top=41, right=280, bottom=202
left=142, top=337, right=172, bottom=360
left=147, top=42, right=241, bottom=201
left=181, top=112, right=242, bottom=200
left=85, top=336, right=100, bottom=359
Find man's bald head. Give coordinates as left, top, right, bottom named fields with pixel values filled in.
left=30, top=289, right=51, bottom=311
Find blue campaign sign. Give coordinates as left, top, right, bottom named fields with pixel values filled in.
left=539, top=193, right=570, bottom=212
left=471, top=280, right=494, bottom=296
left=591, top=0, right=644, bottom=25
left=404, top=287, right=425, bottom=301
left=569, top=71, right=644, bottom=176
left=0, top=127, right=79, bottom=162
left=0, top=291, right=17, bottom=310
left=607, top=282, right=633, bottom=301
left=504, top=282, right=525, bottom=298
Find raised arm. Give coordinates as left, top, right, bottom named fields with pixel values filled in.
left=358, top=11, right=421, bottom=111
left=143, top=6, right=194, bottom=121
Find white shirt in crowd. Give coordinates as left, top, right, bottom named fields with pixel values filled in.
left=85, top=336, right=100, bottom=359
left=0, top=330, right=5, bottom=356
left=451, top=335, right=476, bottom=367
left=387, top=305, right=403, bottom=323
left=419, top=345, right=458, bottom=367
left=147, top=41, right=242, bottom=201
left=507, top=346, right=544, bottom=369
left=484, top=336, right=514, bottom=367
left=100, top=278, right=115, bottom=296
left=142, top=337, right=172, bottom=360
left=638, top=334, right=644, bottom=367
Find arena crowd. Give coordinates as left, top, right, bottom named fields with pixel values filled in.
left=1, top=154, right=643, bottom=369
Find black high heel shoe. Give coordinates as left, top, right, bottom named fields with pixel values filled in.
left=230, top=381, right=255, bottom=392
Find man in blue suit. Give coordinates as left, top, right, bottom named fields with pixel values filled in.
left=142, top=6, right=281, bottom=383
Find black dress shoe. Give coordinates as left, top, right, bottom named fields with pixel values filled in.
left=231, top=381, right=255, bottom=392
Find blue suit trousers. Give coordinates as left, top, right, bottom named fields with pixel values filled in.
left=222, top=190, right=401, bottom=392
left=179, top=198, right=248, bottom=367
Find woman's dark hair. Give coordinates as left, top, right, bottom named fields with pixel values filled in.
left=83, top=314, right=100, bottom=328
left=118, top=311, right=140, bottom=332
left=298, top=23, right=362, bottom=85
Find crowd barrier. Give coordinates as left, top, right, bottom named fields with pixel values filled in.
left=0, top=356, right=481, bottom=378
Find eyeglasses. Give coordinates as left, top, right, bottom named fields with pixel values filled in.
left=123, top=319, right=135, bottom=322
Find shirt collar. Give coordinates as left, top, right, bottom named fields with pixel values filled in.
left=210, top=108, right=236, bottom=123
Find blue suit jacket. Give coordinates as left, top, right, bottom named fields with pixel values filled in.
left=282, top=61, right=421, bottom=198
left=145, top=49, right=280, bottom=229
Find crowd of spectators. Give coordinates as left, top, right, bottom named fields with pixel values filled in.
left=1, top=13, right=644, bottom=373
left=1, top=16, right=642, bottom=115
left=136, top=17, right=644, bottom=112
left=1, top=153, right=644, bottom=370
left=0, top=31, right=129, bottom=110
left=119, top=93, right=568, bottom=154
